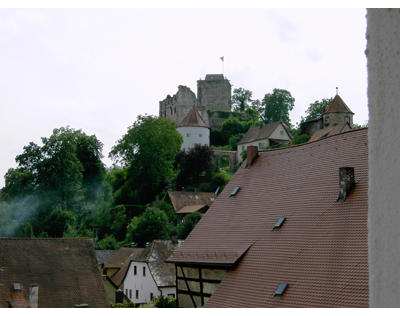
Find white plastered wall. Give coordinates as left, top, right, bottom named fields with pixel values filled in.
left=177, top=126, right=210, bottom=152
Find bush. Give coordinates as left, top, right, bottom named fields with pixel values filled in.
left=96, top=235, right=119, bottom=250
left=154, top=296, right=177, bottom=308
left=177, top=212, right=202, bottom=239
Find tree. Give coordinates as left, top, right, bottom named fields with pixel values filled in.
left=175, top=145, right=213, bottom=188
left=0, top=126, right=109, bottom=237
left=177, top=212, right=202, bottom=239
left=260, top=88, right=295, bottom=127
left=303, top=98, right=332, bottom=121
left=232, top=88, right=254, bottom=112
left=109, top=115, right=182, bottom=205
left=125, top=207, right=170, bottom=247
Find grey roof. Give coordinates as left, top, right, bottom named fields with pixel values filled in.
left=238, top=121, right=291, bottom=145
left=96, top=250, right=117, bottom=265
left=132, top=240, right=182, bottom=287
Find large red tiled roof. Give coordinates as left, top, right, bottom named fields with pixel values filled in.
left=0, top=238, right=108, bottom=308
left=169, top=128, right=368, bottom=307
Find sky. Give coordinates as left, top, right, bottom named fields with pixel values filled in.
left=0, top=8, right=368, bottom=188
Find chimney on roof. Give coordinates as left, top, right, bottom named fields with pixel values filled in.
left=337, top=167, right=355, bottom=202
left=28, top=284, right=39, bottom=308
left=246, top=146, right=258, bottom=168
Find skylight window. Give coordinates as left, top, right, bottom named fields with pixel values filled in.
left=274, top=283, right=288, bottom=296
left=230, top=186, right=240, bottom=197
left=273, top=217, right=286, bottom=229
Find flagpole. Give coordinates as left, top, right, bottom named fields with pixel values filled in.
left=220, top=56, right=224, bottom=77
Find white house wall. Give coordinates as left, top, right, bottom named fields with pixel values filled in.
left=123, top=261, right=161, bottom=304
left=269, top=124, right=291, bottom=141
left=177, top=126, right=210, bottom=151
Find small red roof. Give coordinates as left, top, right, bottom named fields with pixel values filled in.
left=178, top=107, right=209, bottom=128
left=324, top=95, right=354, bottom=114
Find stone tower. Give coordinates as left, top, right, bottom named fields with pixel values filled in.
left=159, top=74, right=232, bottom=129
left=322, top=94, right=354, bottom=128
left=196, top=74, right=231, bottom=112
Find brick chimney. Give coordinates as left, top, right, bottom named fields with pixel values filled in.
left=337, top=167, right=355, bottom=201
left=246, top=146, right=259, bottom=168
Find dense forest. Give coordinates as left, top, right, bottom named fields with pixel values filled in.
left=0, top=87, right=352, bottom=248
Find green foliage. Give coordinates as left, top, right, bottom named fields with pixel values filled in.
left=153, top=296, right=177, bottom=308
left=109, top=115, right=182, bottom=205
left=0, top=126, right=109, bottom=238
left=229, top=133, right=244, bottom=151
left=96, top=235, right=120, bottom=250
left=292, top=133, right=310, bottom=145
left=307, top=99, right=330, bottom=119
left=110, top=205, right=128, bottom=240
left=110, top=302, right=137, bottom=308
left=260, top=88, right=295, bottom=127
left=232, top=88, right=253, bottom=112
left=175, top=145, right=213, bottom=188
left=303, top=98, right=332, bottom=122
left=126, top=207, right=170, bottom=247
left=177, top=212, right=202, bottom=239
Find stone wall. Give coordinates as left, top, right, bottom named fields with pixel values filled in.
left=159, top=74, right=232, bottom=129
left=367, top=8, right=400, bottom=308
left=159, top=85, right=197, bottom=124
left=197, top=74, right=231, bottom=112
left=322, top=112, right=354, bottom=128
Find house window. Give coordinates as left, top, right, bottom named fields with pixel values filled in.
left=280, top=130, right=284, bottom=135
left=129, top=289, right=132, bottom=299
left=325, top=116, right=330, bottom=126
left=125, top=289, right=128, bottom=296
left=143, top=266, right=146, bottom=276
left=168, top=294, right=175, bottom=298
left=134, top=266, right=137, bottom=275
left=150, top=293, right=154, bottom=300
left=345, top=116, right=350, bottom=124
left=199, top=133, right=202, bottom=137
left=186, top=133, right=190, bottom=137
left=259, top=143, right=262, bottom=149
left=136, top=290, right=139, bottom=299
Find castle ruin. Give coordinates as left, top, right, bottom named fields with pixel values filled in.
left=159, top=74, right=231, bottom=129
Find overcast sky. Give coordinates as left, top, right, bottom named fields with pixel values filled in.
left=0, top=8, right=368, bottom=188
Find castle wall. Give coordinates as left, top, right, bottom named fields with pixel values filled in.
left=159, top=74, right=232, bottom=129
left=159, top=85, right=197, bottom=124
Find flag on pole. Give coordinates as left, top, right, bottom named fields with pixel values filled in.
left=220, top=56, right=224, bottom=62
